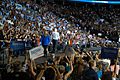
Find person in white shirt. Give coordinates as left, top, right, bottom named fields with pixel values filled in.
left=52, top=28, right=60, bottom=53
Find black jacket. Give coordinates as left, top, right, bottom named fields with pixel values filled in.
left=82, top=67, right=99, bottom=80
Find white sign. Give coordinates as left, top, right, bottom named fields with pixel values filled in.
left=7, top=20, right=14, bottom=25
left=99, top=59, right=111, bottom=66
left=29, top=46, right=44, bottom=60
left=0, top=22, right=4, bottom=29
left=15, top=3, right=22, bottom=10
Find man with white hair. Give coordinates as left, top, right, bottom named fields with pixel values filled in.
left=52, top=28, right=60, bottom=53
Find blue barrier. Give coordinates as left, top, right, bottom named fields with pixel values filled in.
left=25, top=40, right=32, bottom=50
left=101, top=47, right=118, bottom=59
left=10, top=41, right=25, bottom=51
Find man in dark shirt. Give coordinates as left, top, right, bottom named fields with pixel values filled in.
left=82, top=60, right=99, bottom=80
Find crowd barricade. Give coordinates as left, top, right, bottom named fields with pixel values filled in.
left=0, top=48, right=9, bottom=65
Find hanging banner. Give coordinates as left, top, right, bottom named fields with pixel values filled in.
left=101, top=47, right=118, bottom=59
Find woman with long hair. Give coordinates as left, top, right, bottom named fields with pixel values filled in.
left=40, top=30, right=51, bottom=57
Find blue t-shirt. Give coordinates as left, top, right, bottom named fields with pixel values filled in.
left=97, top=70, right=102, bottom=79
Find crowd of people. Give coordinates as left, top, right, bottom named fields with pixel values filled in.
left=0, top=0, right=120, bottom=80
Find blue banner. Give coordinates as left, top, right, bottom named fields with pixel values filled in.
left=25, top=40, right=32, bottom=49
left=10, top=41, right=25, bottom=51
left=70, top=0, right=120, bottom=4
left=101, top=47, right=118, bottom=59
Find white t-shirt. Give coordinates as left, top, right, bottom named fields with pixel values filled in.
left=52, top=31, right=60, bottom=40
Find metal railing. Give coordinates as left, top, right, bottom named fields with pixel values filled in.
left=0, top=48, right=8, bottom=65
